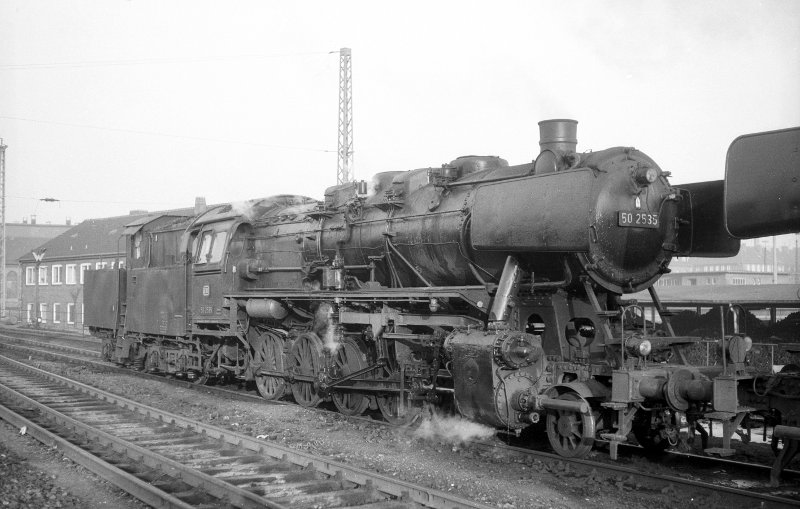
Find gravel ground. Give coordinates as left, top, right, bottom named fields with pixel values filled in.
left=0, top=420, right=147, bottom=509
left=7, top=358, right=764, bottom=509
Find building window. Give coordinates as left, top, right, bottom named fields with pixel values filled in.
left=38, top=266, right=48, bottom=285
left=65, top=264, right=77, bottom=285
left=732, top=277, right=746, bottom=285
left=39, top=303, right=47, bottom=323
left=52, top=265, right=63, bottom=285
left=67, top=303, right=75, bottom=324
left=95, top=261, right=108, bottom=270
left=26, top=267, right=36, bottom=285
left=53, top=303, right=61, bottom=323
left=118, top=260, right=125, bottom=269
left=80, top=304, right=84, bottom=325
left=6, top=271, right=18, bottom=297
left=26, top=303, right=33, bottom=323
left=79, top=263, right=91, bottom=284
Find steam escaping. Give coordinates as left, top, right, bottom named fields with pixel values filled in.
left=366, top=175, right=381, bottom=199
left=414, top=413, right=495, bottom=444
left=313, top=302, right=340, bottom=353
left=323, top=321, right=340, bottom=353
left=230, top=199, right=261, bottom=222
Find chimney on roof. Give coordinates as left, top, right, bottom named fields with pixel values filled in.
left=66, top=217, right=72, bottom=226
left=31, top=215, right=36, bottom=225
left=22, top=217, right=28, bottom=224
left=194, top=196, right=207, bottom=215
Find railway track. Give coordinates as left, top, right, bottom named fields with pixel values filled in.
left=0, top=331, right=274, bottom=406
left=0, top=352, right=489, bottom=509
left=2, top=329, right=799, bottom=507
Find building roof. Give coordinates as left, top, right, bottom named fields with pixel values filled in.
left=18, top=213, right=156, bottom=263
left=631, top=284, right=800, bottom=307
left=5, top=223, right=72, bottom=265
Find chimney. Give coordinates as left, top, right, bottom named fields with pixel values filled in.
left=538, top=119, right=578, bottom=154
left=194, top=196, right=207, bottom=215
left=534, top=119, right=579, bottom=175
left=22, top=217, right=28, bottom=224
left=66, top=217, right=72, bottom=226
left=31, top=214, right=37, bottom=225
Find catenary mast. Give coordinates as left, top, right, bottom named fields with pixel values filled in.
left=336, top=48, right=353, bottom=184
left=0, top=139, right=6, bottom=318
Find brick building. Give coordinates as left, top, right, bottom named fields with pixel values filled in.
left=4, top=220, right=71, bottom=318
left=18, top=213, right=152, bottom=329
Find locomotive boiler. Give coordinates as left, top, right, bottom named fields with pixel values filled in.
left=84, top=119, right=796, bottom=462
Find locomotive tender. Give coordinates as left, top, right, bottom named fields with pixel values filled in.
left=85, top=119, right=798, bottom=460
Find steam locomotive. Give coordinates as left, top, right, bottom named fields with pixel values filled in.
left=85, top=120, right=798, bottom=462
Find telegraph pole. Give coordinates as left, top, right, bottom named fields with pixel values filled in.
left=336, top=47, right=353, bottom=184
left=0, top=139, right=6, bottom=319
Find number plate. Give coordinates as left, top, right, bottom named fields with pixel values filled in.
left=618, top=211, right=659, bottom=228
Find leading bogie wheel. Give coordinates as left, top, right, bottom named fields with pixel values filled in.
left=546, top=392, right=596, bottom=458
left=289, top=332, right=324, bottom=407
left=632, top=410, right=670, bottom=455
left=377, top=393, right=424, bottom=426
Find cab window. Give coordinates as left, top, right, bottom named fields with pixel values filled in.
left=195, top=231, right=228, bottom=264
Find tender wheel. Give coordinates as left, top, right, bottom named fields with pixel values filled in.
left=101, top=339, right=114, bottom=362
left=289, top=332, right=324, bottom=407
left=546, top=392, right=596, bottom=458
left=251, top=330, right=287, bottom=401
left=144, top=348, right=161, bottom=373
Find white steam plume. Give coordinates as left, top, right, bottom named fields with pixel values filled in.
left=414, top=413, right=495, bottom=444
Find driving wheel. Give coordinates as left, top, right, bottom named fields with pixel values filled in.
left=251, top=330, right=287, bottom=401
left=289, top=332, right=324, bottom=407
left=330, top=338, right=371, bottom=415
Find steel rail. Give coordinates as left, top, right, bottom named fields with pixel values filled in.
left=0, top=338, right=270, bottom=405
left=0, top=356, right=287, bottom=509
left=0, top=333, right=101, bottom=358
left=0, top=400, right=196, bottom=509
left=0, top=353, right=491, bottom=509
left=482, top=440, right=800, bottom=507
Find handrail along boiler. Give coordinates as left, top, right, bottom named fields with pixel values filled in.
left=84, top=119, right=798, bottom=461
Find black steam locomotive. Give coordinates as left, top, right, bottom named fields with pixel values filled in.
left=85, top=120, right=798, bottom=462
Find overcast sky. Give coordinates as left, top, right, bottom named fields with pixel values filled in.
left=1, top=1, right=799, bottom=234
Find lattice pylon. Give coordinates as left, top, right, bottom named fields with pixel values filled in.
left=0, top=140, right=6, bottom=318
left=337, top=48, right=353, bottom=184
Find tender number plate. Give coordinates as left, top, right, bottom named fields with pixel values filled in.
left=618, top=211, right=659, bottom=228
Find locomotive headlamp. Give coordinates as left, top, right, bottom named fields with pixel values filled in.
left=633, top=166, right=659, bottom=186
left=625, top=336, right=652, bottom=357
left=726, top=334, right=753, bottom=364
